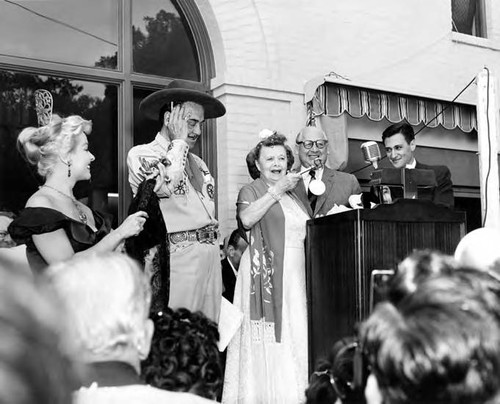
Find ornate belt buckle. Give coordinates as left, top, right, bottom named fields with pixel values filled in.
left=170, top=231, right=187, bottom=244
left=195, top=228, right=205, bottom=243
left=207, top=230, right=216, bottom=244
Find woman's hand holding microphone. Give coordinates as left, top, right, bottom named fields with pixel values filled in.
left=268, top=172, right=301, bottom=201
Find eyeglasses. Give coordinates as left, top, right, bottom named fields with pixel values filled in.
left=297, top=140, right=328, bottom=149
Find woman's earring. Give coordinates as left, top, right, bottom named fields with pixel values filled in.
left=67, top=161, right=72, bottom=177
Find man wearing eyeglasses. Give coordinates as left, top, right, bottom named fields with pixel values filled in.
left=295, top=126, right=361, bottom=218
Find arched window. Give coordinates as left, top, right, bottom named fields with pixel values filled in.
left=0, top=0, right=216, bottom=223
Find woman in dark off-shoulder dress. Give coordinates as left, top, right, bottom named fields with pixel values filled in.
left=9, top=114, right=148, bottom=273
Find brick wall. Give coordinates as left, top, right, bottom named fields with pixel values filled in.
left=197, top=0, right=500, bottom=234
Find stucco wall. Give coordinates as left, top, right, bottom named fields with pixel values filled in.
left=196, top=0, right=500, bottom=235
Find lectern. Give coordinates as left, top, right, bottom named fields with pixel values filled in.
left=305, top=199, right=466, bottom=373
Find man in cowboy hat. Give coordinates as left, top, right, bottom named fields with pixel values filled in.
left=127, top=79, right=226, bottom=323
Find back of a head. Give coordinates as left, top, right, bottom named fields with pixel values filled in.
left=305, top=337, right=364, bottom=404
left=361, top=268, right=500, bottom=404
left=387, top=249, right=457, bottom=304
left=0, top=264, right=79, bottom=404
left=47, top=252, right=151, bottom=360
left=227, top=228, right=245, bottom=250
left=141, top=307, right=222, bottom=400
left=455, top=228, right=500, bottom=272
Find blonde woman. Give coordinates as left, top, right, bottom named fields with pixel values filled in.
left=9, top=114, right=147, bottom=272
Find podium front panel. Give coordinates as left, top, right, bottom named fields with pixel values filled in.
left=306, top=200, right=466, bottom=374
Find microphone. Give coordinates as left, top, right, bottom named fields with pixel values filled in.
left=360, top=141, right=381, bottom=169
left=298, top=158, right=324, bottom=176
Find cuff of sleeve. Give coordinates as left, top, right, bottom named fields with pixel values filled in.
left=170, top=139, right=189, bottom=149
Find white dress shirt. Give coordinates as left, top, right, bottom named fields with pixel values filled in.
left=301, top=166, right=324, bottom=192
left=406, top=158, right=417, bottom=169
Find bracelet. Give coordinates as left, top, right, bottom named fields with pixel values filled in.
left=267, top=189, right=282, bottom=202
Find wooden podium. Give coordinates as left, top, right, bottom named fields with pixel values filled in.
left=305, top=199, right=466, bottom=373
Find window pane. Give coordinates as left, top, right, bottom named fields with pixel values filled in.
left=133, top=87, right=200, bottom=157
left=451, top=0, right=486, bottom=38
left=0, top=0, right=118, bottom=69
left=132, top=0, right=200, bottom=80
left=0, top=71, right=118, bottom=225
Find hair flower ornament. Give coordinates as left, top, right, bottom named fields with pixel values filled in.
left=34, top=89, right=53, bottom=127
left=258, top=128, right=276, bottom=140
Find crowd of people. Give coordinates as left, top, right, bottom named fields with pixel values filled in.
left=2, top=81, right=500, bottom=404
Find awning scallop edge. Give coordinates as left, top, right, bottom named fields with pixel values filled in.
left=306, top=79, right=477, bottom=133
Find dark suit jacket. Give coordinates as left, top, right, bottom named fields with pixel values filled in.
left=295, top=166, right=362, bottom=217
left=415, top=161, right=454, bottom=208
left=221, top=257, right=237, bottom=303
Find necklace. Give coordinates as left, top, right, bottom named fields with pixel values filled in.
left=41, top=184, right=88, bottom=224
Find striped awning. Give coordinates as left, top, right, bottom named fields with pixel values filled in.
left=309, top=81, right=477, bottom=132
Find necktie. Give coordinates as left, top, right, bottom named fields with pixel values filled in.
left=308, top=169, right=318, bottom=212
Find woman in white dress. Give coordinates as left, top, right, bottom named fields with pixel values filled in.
left=223, top=132, right=311, bottom=404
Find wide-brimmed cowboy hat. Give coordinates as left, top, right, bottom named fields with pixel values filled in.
left=140, top=79, right=226, bottom=120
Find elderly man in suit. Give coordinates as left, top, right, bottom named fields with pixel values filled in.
left=382, top=122, right=454, bottom=208
left=295, top=126, right=361, bottom=218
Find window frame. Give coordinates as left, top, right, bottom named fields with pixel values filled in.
left=0, top=0, right=217, bottom=222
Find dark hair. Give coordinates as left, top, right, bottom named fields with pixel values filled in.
left=387, top=249, right=458, bottom=304
left=361, top=267, right=500, bottom=404
left=381, top=122, right=415, bottom=144
left=245, top=132, right=294, bottom=179
left=141, top=308, right=222, bottom=400
left=245, top=148, right=261, bottom=180
left=306, top=337, right=365, bottom=404
left=227, top=228, right=244, bottom=249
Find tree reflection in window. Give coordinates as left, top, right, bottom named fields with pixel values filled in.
left=132, top=6, right=200, bottom=80
left=0, top=71, right=117, bottom=222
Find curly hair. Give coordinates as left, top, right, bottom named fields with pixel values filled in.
left=245, top=132, right=294, bottom=179
left=305, top=337, right=365, bottom=404
left=141, top=308, right=222, bottom=400
left=361, top=267, right=500, bottom=404
left=17, top=114, right=92, bottom=178
left=387, top=249, right=458, bottom=304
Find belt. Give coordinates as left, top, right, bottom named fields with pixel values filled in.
left=168, top=225, right=219, bottom=245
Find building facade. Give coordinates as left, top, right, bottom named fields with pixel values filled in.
left=1, top=0, right=499, bottom=235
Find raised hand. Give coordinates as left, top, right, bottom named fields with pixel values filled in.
left=167, top=104, right=190, bottom=141
left=273, top=172, right=301, bottom=195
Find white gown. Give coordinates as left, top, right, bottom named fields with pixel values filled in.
left=222, top=193, right=309, bottom=404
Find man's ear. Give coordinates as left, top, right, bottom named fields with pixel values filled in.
left=137, top=318, right=154, bottom=360
left=227, top=245, right=235, bottom=258
left=410, top=139, right=416, bottom=152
